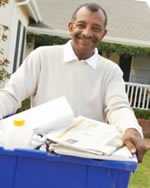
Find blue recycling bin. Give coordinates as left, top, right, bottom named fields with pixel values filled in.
left=0, top=147, right=137, bottom=188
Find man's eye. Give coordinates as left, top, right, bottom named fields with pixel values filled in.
left=92, top=27, right=103, bottom=32
left=76, top=24, right=85, bottom=29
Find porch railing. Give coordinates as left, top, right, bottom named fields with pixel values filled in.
left=125, top=82, right=150, bottom=110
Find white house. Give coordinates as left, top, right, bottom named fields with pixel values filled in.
left=0, top=0, right=41, bottom=76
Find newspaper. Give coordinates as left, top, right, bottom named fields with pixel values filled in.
left=46, top=116, right=136, bottom=161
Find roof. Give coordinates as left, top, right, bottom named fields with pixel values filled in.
left=16, top=0, right=42, bottom=23
left=29, top=0, right=150, bottom=47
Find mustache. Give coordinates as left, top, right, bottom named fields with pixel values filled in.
left=74, top=31, right=98, bottom=43
left=75, top=32, right=92, bottom=39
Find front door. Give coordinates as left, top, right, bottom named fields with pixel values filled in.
left=119, top=54, right=132, bottom=82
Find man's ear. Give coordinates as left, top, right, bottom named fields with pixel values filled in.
left=101, top=29, right=107, bottom=40
left=68, top=22, right=74, bottom=32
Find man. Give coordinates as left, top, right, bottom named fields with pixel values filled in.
left=0, top=3, right=145, bottom=162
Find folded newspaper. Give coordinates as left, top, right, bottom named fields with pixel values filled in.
left=45, top=116, right=136, bottom=161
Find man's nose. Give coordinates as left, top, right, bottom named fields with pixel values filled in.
left=82, top=27, right=92, bottom=37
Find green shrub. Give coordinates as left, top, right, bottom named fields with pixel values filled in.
left=134, top=109, right=150, bottom=120
left=17, top=98, right=31, bottom=113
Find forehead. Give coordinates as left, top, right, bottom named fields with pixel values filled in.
left=74, top=7, right=105, bottom=26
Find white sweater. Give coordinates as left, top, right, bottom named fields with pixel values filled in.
left=0, top=42, right=142, bottom=135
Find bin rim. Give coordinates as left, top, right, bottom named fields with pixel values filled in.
left=0, top=147, right=137, bottom=172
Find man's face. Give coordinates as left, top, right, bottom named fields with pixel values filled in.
left=68, top=7, right=107, bottom=59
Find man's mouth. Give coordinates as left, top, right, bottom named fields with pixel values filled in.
left=77, top=36, right=93, bottom=44
left=76, top=34, right=97, bottom=45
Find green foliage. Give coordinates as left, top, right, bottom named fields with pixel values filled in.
left=134, top=109, right=150, bottom=120
left=34, top=35, right=68, bottom=47
left=129, top=151, right=150, bottom=188
left=0, top=67, right=10, bottom=81
left=27, top=32, right=150, bottom=56
left=0, top=56, right=10, bottom=81
left=0, top=24, right=10, bottom=81
left=27, top=33, right=68, bottom=49
left=98, top=42, right=150, bottom=56
left=17, top=98, right=31, bottom=113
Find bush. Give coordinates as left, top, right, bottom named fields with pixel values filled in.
left=134, top=109, right=150, bottom=120
left=17, top=98, right=31, bottom=113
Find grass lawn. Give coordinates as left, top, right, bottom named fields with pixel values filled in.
left=129, top=151, right=150, bottom=188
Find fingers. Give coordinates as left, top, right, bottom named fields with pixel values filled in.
left=124, top=139, right=146, bottom=163
left=124, top=140, right=136, bottom=154
left=123, top=128, right=146, bottom=163
left=136, top=141, right=146, bottom=163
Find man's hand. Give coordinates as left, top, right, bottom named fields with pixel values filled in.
left=123, top=128, right=146, bottom=163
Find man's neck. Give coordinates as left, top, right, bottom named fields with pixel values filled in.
left=71, top=43, right=95, bottom=60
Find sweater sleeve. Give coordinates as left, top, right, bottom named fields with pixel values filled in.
left=104, top=64, right=143, bottom=137
left=0, top=48, right=41, bottom=119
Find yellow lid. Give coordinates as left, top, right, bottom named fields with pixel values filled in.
left=13, top=119, right=25, bottom=126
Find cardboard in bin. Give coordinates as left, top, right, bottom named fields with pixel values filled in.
left=0, top=147, right=137, bottom=188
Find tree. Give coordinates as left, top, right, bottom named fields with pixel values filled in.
left=0, top=24, right=10, bottom=81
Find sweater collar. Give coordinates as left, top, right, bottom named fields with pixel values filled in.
left=64, top=40, right=99, bottom=69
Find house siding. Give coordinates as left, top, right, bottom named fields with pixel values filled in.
left=130, top=55, right=150, bottom=84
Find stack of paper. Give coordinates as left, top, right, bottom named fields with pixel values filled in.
left=0, top=97, right=136, bottom=161
left=46, top=116, right=136, bottom=161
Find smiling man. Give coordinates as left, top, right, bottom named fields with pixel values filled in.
left=0, top=3, right=146, bottom=162
left=68, top=5, right=107, bottom=59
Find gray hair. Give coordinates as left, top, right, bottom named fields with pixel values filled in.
left=71, top=3, right=107, bottom=26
